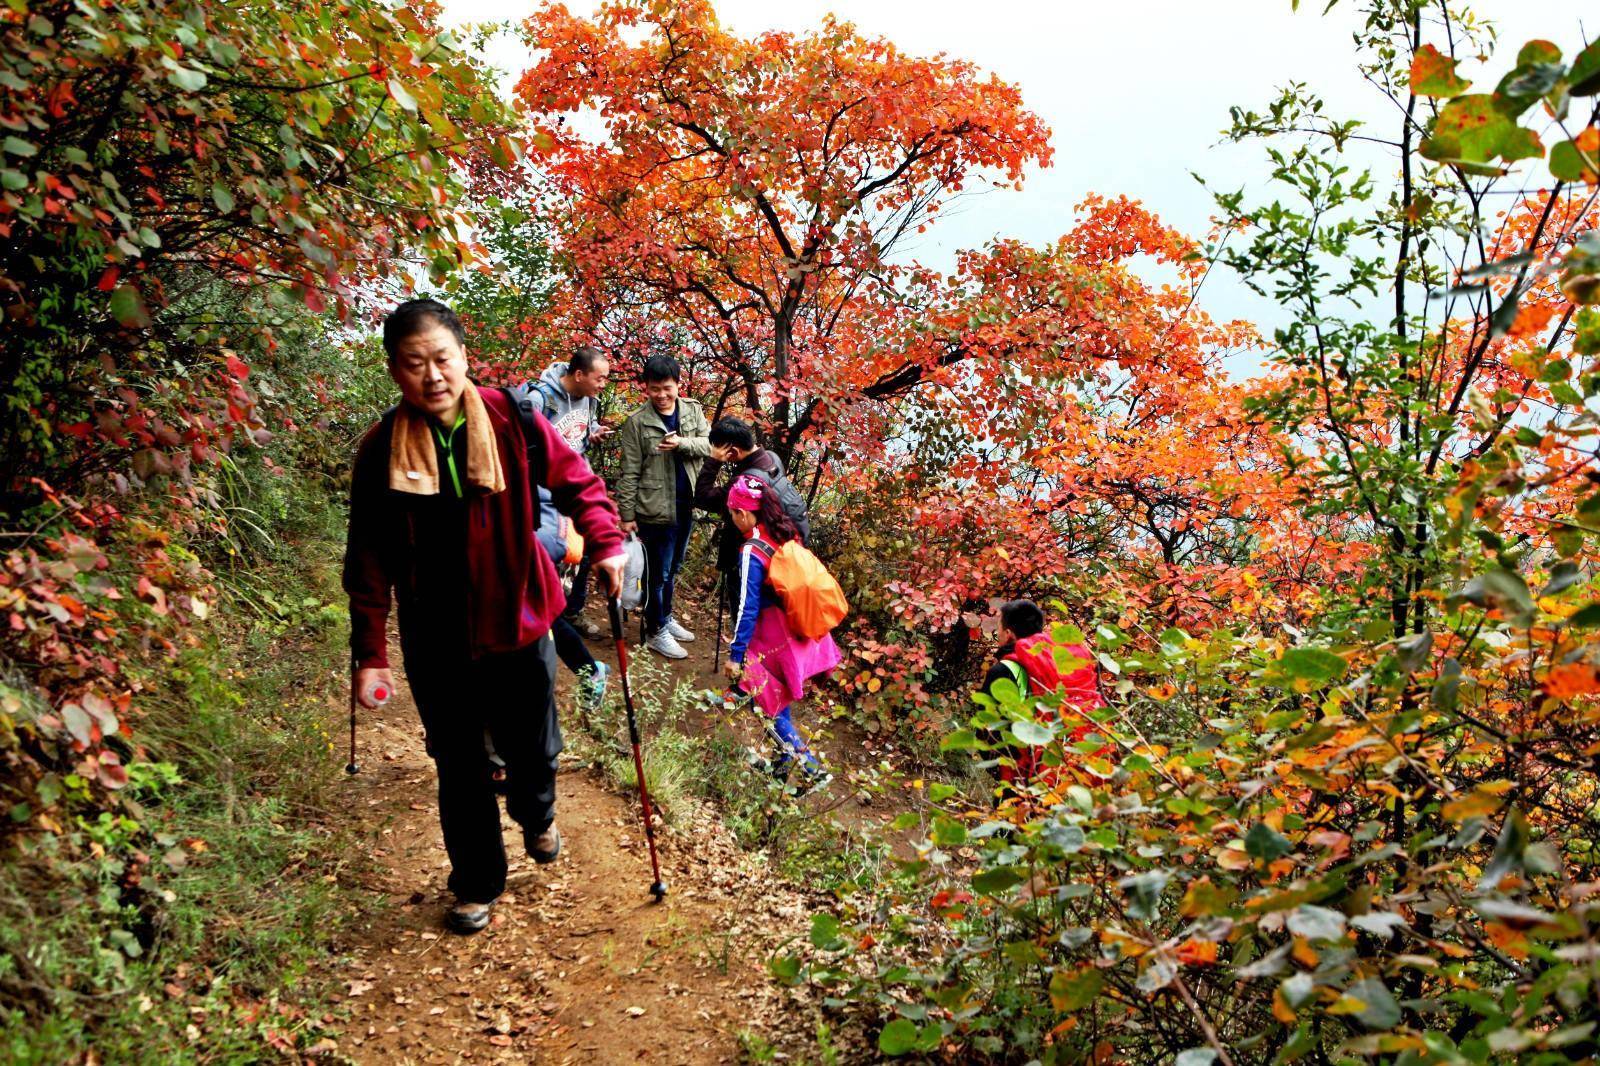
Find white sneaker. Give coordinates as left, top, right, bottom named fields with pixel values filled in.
left=646, top=630, right=689, bottom=660
left=663, top=616, right=696, bottom=643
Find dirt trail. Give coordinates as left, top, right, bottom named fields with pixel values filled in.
left=317, top=577, right=927, bottom=1063
left=323, top=636, right=818, bottom=1064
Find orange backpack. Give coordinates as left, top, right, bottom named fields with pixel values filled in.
left=750, top=538, right=849, bottom=640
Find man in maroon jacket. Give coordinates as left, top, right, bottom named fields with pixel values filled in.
left=344, top=299, right=625, bottom=934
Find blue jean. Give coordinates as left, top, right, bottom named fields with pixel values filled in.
left=639, top=515, right=692, bottom=636
left=561, top=553, right=591, bottom=620
left=768, top=706, right=820, bottom=775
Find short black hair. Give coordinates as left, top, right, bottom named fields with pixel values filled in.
left=383, top=299, right=464, bottom=360
left=569, top=345, right=606, bottom=375
left=1000, top=599, right=1045, bottom=640
left=709, top=417, right=756, bottom=451
left=642, top=353, right=681, bottom=383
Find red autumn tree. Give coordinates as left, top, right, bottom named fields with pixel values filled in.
left=514, top=0, right=1056, bottom=457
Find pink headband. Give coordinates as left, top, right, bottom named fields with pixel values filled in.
left=727, top=474, right=765, bottom=513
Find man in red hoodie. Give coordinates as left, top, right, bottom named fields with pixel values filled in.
left=344, top=299, right=625, bottom=934
left=980, top=600, right=1103, bottom=791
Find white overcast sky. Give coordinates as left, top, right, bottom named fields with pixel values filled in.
left=441, top=0, right=1590, bottom=329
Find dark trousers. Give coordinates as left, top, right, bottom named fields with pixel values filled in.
left=404, top=636, right=561, bottom=904
left=639, top=514, right=692, bottom=636
left=551, top=613, right=597, bottom=677
left=561, top=554, right=592, bottom=620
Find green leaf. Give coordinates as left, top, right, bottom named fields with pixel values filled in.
left=1273, top=647, right=1347, bottom=688
left=1479, top=807, right=1530, bottom=891
left=211, top=181, right=235, bottom=213
left=1287, top=904, right=1347, bottom=942
left=930, top=815, right=967, bottom=848
left=1551, top=381, right=1585, bottom=406
left=1555, top=525, right=1586, bottom=559
left=1541, top=561, right=1584, bottom=597
left=1497, top=62, right=1564, bottom=107
left=1010, top=718, right=1055, bottom=747
left=1550, top=140, right=1598, bottom=183
left=1396, top=630, right=1432, bottom=674
left=1570, top=39, right=1600, bottom=96
left=1421, top=95, right=1543, bottom=172
left=0, top=168, right=26, bottom=191
left=1119, top=869, right=1169, bottom=921
left=878, top=1019, right=918, bottom=1057
left=939, top=729, right=980, bottom=753
left=1575, top=308, right=1600, bottom=356
left=767, top=953, right=800, bottom=984
left=1048, top=966, right=1103, bottom=1013
left=809, top=912, right=844, bottom=950
left=1281, top=972, right=1314, bottom=1007
left=1569, top=602, right=1600, bottom=628
left=1448, top=568, right=1534, bottom=622
left=388, top=78, right=419, bottom=112
left=1245, top=822, right=1293, bottom=862
left=167, top=66, right=207, bottom=92
left=1517, top=40, right=1562, bottom=67
left=927, top=782, right=958, bottom=803
left=3, top=135, right=36, bottom=157
left=971, top=866, right=1025, bottom=896
left=1410, top=43, right=1470, bottom=97
left=108, top=283, right=152, bottom=328
left=1346, top=977, right=1401, bottom=1029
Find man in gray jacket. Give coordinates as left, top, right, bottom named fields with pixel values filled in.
left=527, top=346, right=612, bottom=635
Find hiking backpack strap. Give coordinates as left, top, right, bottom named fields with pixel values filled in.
left=1002, top=659, right=1029, bottom=696
left=747, top=536, right=776, bottom=565
left=502, top=386, right=548, bottom=487
left=527, top=377, right=562, bottom=416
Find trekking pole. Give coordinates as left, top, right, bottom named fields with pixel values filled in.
left=345, top=657, right=359, bottom=776
left=607, top=595, right=669, bottom=902
left=713, top=572, right=726, bottom=673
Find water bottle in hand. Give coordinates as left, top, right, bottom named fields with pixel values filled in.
left=361, top=679, right=392, bottom=707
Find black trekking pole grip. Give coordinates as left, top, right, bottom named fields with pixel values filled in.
left=606, top=595, right=667, bottom=902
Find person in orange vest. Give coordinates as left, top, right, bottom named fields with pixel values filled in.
left=979, top=600, right=1103, bottom=788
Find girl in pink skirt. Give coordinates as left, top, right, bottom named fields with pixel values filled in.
left=722, top=474, right=841, bottom=793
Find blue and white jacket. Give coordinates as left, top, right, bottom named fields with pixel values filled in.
left=730, top=534, right=780, bottom=664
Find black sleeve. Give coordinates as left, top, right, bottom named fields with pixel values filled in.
left=693, top=456, right=726, bottom=512
left=981, top=661, right=1012, bottom=700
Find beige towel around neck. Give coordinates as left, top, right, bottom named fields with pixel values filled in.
left=388, top=385, right=506, bottom=497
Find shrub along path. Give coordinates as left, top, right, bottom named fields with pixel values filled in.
left=318, top=632, right=820, bottom=1064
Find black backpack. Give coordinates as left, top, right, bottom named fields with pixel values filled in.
left=503, top=385, right=550, bottom=483
left=746, top=461, right=811, bottom=546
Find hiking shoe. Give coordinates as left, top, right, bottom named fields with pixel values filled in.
left=579, top=661, right=609, bottom=714
left=646, top=630, right=689, bottom=660
left=662, top=616, right=696, bottom=643
left=529, top=824, right=562, bottom=864
left=447, top=900, right=493, bottom=934
left=568, top=615, right=603, bottom=640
